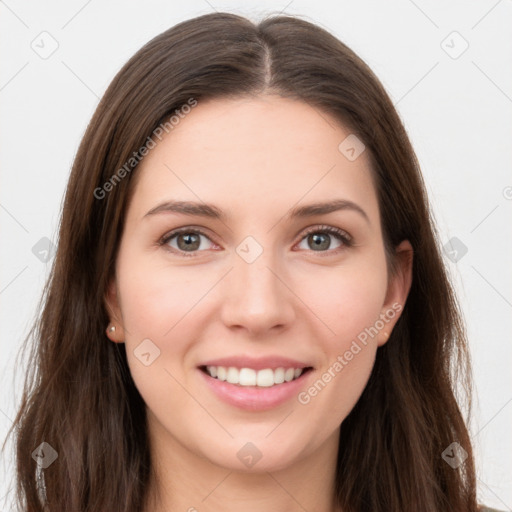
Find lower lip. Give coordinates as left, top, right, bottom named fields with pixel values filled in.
left=198, top=368, right=313, bottom=411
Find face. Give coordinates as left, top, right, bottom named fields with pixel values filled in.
left=106, top=95, right=412, bottom=473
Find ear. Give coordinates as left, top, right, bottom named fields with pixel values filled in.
left=377, top=239, right=413, bottom=347
left=104, top=277, right=126, bottom=343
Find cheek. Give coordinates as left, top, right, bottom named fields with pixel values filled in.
left=301, top=343, right=376, bottom=429
left=116, top=253, right=210, bottom=388
left=295, top=259, right=388, bottom=344
left=117, top=260, right=209, bottom=416
left=292, top=261, right=387, bottom=418
left=118, top=255, right=211, bottom=339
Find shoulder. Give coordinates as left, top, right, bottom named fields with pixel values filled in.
left=479, top=506, right=506, bottom=512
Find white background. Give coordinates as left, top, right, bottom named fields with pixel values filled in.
left=1, top=1, right=511, bottom=510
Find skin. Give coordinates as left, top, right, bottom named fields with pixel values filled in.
left=105, top=95, right=413, bottom=512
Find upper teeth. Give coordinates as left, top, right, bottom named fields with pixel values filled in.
left=206, top=366, right=305, bottom=387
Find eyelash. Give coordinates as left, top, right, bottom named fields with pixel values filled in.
left=158, top=224, right=353, bottom=258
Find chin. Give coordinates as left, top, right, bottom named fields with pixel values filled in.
left=199, top=435, right=308, bottom=473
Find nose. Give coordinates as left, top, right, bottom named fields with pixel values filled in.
left=219, top=248, right=296, bottom=337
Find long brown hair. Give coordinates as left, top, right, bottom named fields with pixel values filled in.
left=3, top=12, right=478, bottom=512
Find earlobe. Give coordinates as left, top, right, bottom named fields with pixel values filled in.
left=105, top=323, right=123, bottom=343
left=378, top=240, right=413, bottom=346
left=104, top=278, right=126, bottom=343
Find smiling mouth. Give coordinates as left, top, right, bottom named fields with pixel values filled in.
left=199, top=365, right=314, bottom=388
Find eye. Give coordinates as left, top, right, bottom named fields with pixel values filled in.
left=158, top=224, right=353, bottom=258
left=295, top=225, right=352, bottom=254
left=159, top=228, right=217, bottom=257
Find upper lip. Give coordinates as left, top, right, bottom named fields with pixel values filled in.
left=198, top=356, right=313, bottom=371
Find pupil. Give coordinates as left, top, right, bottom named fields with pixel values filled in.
left=310, top=233, right=329, bottom=251
left=178, top=233, right=200, bottom=251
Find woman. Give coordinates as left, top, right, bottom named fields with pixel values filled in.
left=3, top=11, right=501, bottom=512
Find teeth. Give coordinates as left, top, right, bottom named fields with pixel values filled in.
left=205, top=366, right=306, bottom=387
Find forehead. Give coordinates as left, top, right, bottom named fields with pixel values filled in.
left=128, top=95, right=379, bottom=224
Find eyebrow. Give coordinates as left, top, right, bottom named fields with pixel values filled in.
left=144, top=199, right=370, bottom=224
